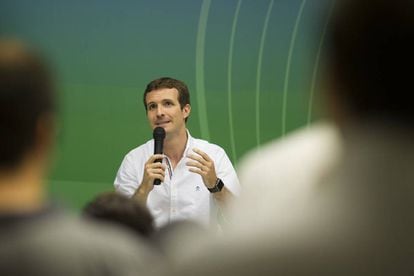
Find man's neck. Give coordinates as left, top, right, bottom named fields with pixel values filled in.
left=163, top=128, right=188, bottom=167
left=0, top=167, right=45, bottom=213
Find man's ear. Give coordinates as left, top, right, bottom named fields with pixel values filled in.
left=182, top=104, right=191, bottom=119
left=35, top=113, right=56, bottom=156
left=322, top=66, right=349, bottom=129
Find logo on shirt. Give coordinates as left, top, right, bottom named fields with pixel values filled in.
left=195, top=185, right=201, bottom=192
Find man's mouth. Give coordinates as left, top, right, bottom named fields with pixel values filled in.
left=155, top=121, right=170, bottom=126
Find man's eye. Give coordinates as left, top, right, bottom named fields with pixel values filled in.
left=148, top=104, right=156, bottom=110
left=165, top=102, right=173, bottom=106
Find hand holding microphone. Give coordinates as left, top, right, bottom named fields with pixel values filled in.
left=137, top=127, right=165, bottom=196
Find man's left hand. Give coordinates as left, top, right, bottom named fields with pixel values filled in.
left=186, top=148, right=217, bottom=189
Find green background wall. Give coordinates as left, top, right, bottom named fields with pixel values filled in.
left=0, top=0, right=332, bottom=209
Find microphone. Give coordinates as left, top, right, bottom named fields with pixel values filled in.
left=153, top=127, right=166, bottom=185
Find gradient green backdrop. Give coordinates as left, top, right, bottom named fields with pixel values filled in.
left=0, top=0, right=333, bottom=209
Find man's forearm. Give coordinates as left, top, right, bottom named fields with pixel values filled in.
left=213, top=186, right=234, bottom=208
left=132, top=185, right=151, bottom=205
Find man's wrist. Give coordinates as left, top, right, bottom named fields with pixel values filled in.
left=143, top=182, right=154, bottom=192
left=208, top=178, right=224, bottom=193
left=133, top=183, right=152, bottom=205
left=135, top=182, right=152, bottom=196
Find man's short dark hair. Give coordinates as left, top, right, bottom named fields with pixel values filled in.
left=143, top=77, right=190, bottom=122
left=0, top=40, right=55, bottom=169
left=326, top=0, right=414, bottom=123
left=83, top=192, right=155, bottom=238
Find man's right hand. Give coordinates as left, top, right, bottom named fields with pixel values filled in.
left=133, top=154, right=165, bottom=204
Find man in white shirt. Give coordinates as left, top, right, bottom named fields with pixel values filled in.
left=114, top=77, right=240, bottom=228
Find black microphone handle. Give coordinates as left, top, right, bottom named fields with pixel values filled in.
left=153, top=157, right=162, bottom=185
left=153, top=138, right=163, bottom=186
left=153, top=127, right=165, bottom=186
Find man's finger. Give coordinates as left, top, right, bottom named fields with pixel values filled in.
left=147, top=154, right=165, bottom=163
left=149, top=168, right=165, bottom=175
left=150, top=172, right=165, bottom=181
left=192, top=148, right=211, bottom=161
left=188, top=167, right=205, bottom=176
left=145, top=164, right=166, bottom=173
left=187, top=154, right=207, bottom=165
left=185, top=161, right=203, bottom=169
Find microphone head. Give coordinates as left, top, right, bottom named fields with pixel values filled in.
left=153, top=127, right=166, bottom=140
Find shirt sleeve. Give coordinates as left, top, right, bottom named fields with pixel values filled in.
left=114, top=153, right=142, bottom=197
left=215, top=147, right=241, bottom=197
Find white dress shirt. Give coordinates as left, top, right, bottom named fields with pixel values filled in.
left=114, top=131, right=240, bottom=228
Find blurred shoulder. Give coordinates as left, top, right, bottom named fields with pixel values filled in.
left=237, top=121, right=342, bottom=179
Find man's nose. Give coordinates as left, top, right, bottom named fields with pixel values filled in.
left=156, top=106, right=164, bottom=116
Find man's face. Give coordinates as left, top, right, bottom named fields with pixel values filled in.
left=145, top=88, right=190, bottom=136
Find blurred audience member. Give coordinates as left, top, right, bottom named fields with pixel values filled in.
left=164, top=0, right=414, bottom=275
left=83, top=191, right=155, bottom=238
left=231, top=121, right=342, bottom=232
left=0, top=39, right=158, bottom=276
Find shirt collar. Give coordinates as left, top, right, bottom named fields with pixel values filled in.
left=183, top=129, right=194, bottom=156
